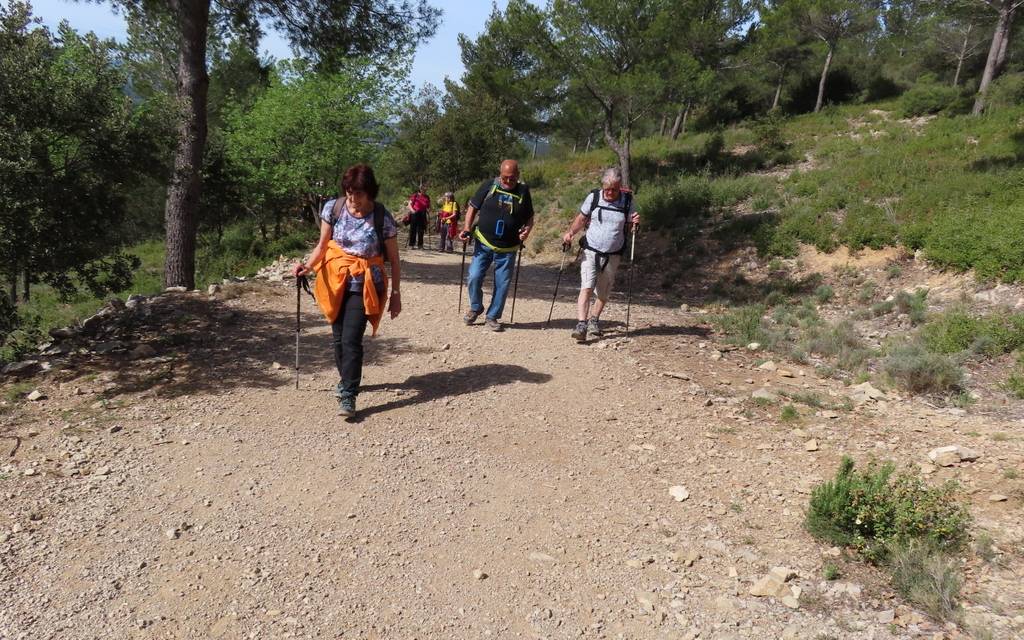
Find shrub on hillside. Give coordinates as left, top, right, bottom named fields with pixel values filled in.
left=924, top=204, right=1024, bottom=282
left=900, top=82, right=961, bottom=117
left=839, top=203, right=898, bottom=250
left=888, top=541, right=964, bottom=623
left=883, top=342, right=963, bottom=393
left=923, top=308, right=1024, bottom=356
left=988, top=73, right=1024, bottom=110
left=639, top=174, right=712, bottom=228
left=806, top=456, right=970, bottom=562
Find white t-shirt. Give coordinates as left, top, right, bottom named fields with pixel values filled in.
left=579, top=190, right=636, bottom=253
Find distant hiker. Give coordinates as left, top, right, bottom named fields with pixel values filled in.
left=438, top=192, right=459, bottom=252
left=291, top=164, right=402, bottom=418
left=407, top=187, right=430, bottom=249
left=561, top=167, right=640, bottom=342
left=460, top=159, right=534, bottom=331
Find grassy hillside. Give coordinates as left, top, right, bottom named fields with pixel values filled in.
left=511, top=102, right=1024, bottom=283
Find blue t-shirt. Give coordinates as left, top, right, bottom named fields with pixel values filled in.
left=320, top=199, right=398, bottom=291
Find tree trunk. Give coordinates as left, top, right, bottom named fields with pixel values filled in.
left=995, top=9, right=1014, bottom=73
left=571, top=140, right=578, bottom=154
left=163, top=0, right=210, bottom=290
left=669, top=104, right=685, bottom=140
left=22, top=270, right=29, bottom=302
left=585, top=133, right=592, bottom=153
left=531, top=136, right=539, bottom=158
left=953, top=24, right=973, bottom=87
left=772, top=65, right=787, bottom=111
left=815, top=46, right=835, bottom=113
left=973, top=3, right=1014, bottom=115
left=8, top=273, right=16, bottom=306
left=659, top=113, right=668, bottom=137
left=602, top=119, right=632, bottom=189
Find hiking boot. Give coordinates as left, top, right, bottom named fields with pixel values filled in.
left=338, top=395, right=356, bottom=418
left=463, top=309, right=480, bottom=325
left=571, top=321, right=588, bottom=342
left=485, top=317, right=503, bottom=332
left=587, top=317, right=603, bottom=337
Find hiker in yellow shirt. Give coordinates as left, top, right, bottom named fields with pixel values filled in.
left=438, top=192, right=459, bottom=253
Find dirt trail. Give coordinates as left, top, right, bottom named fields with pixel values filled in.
left=1, top=248, right=1022, bottom=639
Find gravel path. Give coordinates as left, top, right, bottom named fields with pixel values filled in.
left=1, top=249, right=1021, bottom=639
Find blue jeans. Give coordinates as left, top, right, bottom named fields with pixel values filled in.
left=467, top=242, right=518, bottom=320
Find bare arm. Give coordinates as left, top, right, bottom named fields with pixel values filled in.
left=292, top=220, right=332, bottom=277
left=460, top=205, right=478, bottom=239
left=562, top=212, right=588, bottom=245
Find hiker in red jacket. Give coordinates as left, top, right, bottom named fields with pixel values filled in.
left=407, top=187, right=430, bottom=249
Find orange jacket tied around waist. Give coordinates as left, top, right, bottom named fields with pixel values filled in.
left=312, top=241, right=387, bottom=335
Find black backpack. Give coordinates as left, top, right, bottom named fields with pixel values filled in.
left=332, top=198, right=388, bottom=260
left=579, top=188, right=634, bottom=255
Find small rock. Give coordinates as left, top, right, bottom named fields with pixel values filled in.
left=441, top=343, right=451, bottom=351
left=758, top=360, right=777, bottom=371
left=108, top=425, right=123, bottom=434
left=989, top=494, right=1008, bottom=502
left=878, top=609, right=895, bottom=624
left=709, top=351, right=723, bottom=361
left=473, top=569, right=487, bottom=580
left=26, top=389, right=46, bottom=401
left=207, top=284, right=221, bottom=296
left=804, top=439, right=819, bottom=452
left=928, top=445, right=980, bottom=467
left=22, top=468, right=38, bottom=477
left=272, top=362, right=284, bottom=370
left=129, top=344, right=157, bottom=360
left=683, top=549, right=701, bottom=567
left=746, top=342, right=761, bottom=351
left=93, top=465, right=111, bottom=476
left=2, top=360, right=42, bottom=378
left=164, top=286, right=188, bottom=293
left=164, top=528, right=180, bottom=540
left=777, top=369, right=795, bottom=378
left=780, top=595, right=800, bottom=609
left=669, top=486, right=690, bottom=502
left=752, top=388, right=778, bottom=402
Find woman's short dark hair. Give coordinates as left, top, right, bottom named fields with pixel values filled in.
left=341, top=164, right=379, bottom=199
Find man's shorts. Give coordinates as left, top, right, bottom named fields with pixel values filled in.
left=580, top=249, right=621, bottom=300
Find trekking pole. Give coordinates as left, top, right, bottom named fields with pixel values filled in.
left=545, top=242, right=571, bottom=328
left=509, top=245, right=524, bottom=323
left=625, top=225, right=638, bottom=336
left=458, top=238, right=469, bottom=313
left=295, top=275, right=301, bottom=389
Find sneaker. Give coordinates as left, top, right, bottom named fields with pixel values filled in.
left=463, top=309, right=480, bottom=325
left=571, top=321, right=588, bottom=342
left=587, top=317, right=603, bottom=337
left=338, top=395, right=356, bottom=417
left=485, top=317, right=503, bottom=332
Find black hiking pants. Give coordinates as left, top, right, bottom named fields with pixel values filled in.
left=408, top=211, right=426, bottom=248
left=331, top=290, right=368, bottom=398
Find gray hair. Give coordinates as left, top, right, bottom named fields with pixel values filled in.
left=601, top=167, right=623, bottom=186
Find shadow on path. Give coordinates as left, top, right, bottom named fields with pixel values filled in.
left=355, top=363, right=552, bottom=420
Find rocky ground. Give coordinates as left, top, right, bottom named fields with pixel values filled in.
left=1, top=246, right=1022, bottom=639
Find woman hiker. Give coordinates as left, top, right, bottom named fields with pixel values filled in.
left=291, top=164, right=402, bottom=418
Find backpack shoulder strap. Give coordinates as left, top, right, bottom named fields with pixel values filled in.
left=374, top=202, right=386, bottom=259
left=331, top=197, right=343, bottom=221
left=588, top=189, right=601, bottom=215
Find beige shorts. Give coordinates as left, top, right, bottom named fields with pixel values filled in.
left=580, top=249, right=621, bottom=301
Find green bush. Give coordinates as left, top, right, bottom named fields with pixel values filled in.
left=813, top=284, right=835, bottom=304
left=639, top=174, right=712, bottom=228
left=987, top=72, right=1024, bottom=110
left=923, top=309, right=1024, bottom=356
left=925, top=203, right=1024, bottom=282
left=713, top=304, right=769, bottom=345
left=883, top=342, right=963, bottom=394
left=838, top=203, right=898, bottom=250
left=888, top=541, right=963, bottom=623
left=806, top=456, right=970, bottom=562
left=894, top=288, right=928, bottom=325
left=900, top=82, right=961, bottom=117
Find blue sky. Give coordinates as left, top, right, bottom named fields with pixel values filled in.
left=29, top=0, right=508, bottom=90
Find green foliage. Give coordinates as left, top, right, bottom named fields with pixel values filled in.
left=922, top=309, right=1024, bottom=356
left=713, top=305, right=769, bottom=346
left=883, top=342, right=963, bottom=394
left=0, top=2, right=164, bottom=302
left=224, top=61, right=393, bottom=220
left=894, top=288, right=928, bottom=325
left=806, top=456, right=970, bottom=562
left=814, top=284, right=835, bottom=304
left=899, top=82, right=962, bottom=117
left=888, top=542, right=963, bottom=623
left=780, top=404, right=799, bottom=421
left=822, top=563, right=841, bottom=580
left=987, top=73, right=1024, bottom=111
